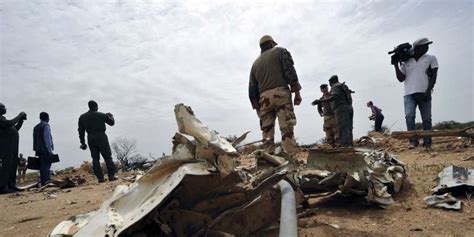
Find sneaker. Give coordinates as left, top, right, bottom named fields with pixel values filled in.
left=98, top=179, right=105, bottom=183
left=408, top=144, right=417, bottom=149
left=108, top=176, right=118, bottom=182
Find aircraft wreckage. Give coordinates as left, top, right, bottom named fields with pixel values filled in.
left=49, top=104, right=407, bottom=237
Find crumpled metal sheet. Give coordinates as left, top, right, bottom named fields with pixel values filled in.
left=50, top=104, right=239, bottom=237
left=49, top=104, right=285, bottom=236
left=365, top=150, right=406, bottom=206
left=49, top=160, right=213, bottom=237
left=424, top=193, right=462, bottom=210
left=432, top=165, right=474, bottom=194
left=175, top=103, right=237, bottom=155
left=304, top=148, right=406, bottom=206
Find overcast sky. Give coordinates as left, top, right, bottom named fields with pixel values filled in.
left=1, top=0, right=473, bottom=169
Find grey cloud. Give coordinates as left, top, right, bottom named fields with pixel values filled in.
left=1, top=0, right=472, bottom=169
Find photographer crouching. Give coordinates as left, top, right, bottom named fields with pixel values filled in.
left=391, top=38, right=438, bottom=149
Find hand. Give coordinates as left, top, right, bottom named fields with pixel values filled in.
left=391, top=55, right=398, bottom=65
left=293, top=93, right=302, bottom=106
left=19, top=112, right=27, bottom=120
left=251, top=102, right=260, bottom=111
left=319, top=112, right=323, bottom=117
left=424, top=91, right=431, bottom=101
left=311, top=100, right=320, bottom=106
left=80, top=144, right=87, bottom=150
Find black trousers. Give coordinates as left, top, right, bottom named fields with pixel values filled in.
left=334, top=105, right=354, bottom=147
left=0, top=137, right=19, bottom=188
left=375, top=115, right=385, bottom=132
left=87, top=133, right=116, bottom=181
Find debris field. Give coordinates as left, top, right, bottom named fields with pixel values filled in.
left=0, top=104, right=472, bottom=237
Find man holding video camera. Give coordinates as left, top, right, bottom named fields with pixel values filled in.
left=393, top=37, right=438, bottom=149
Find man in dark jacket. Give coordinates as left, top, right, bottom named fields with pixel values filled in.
left=78, top=100, right=117, bottom=183
left=0, top=103, right=27, bottom=194
left=33, top=112, right=54, bottom=185
left=312, top=75, right=354, bottom=147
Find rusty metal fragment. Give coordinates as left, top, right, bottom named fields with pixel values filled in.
left=423, top=193, right=462, bottom=210
left=302, top=148, right=406, bottom=206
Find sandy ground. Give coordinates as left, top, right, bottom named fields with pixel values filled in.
left=299, top=147, right=474, bottom=237
left=0, top=139, right=473, bottom=237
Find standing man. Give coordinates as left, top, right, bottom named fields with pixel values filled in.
left=33, top=112, right=54, bottom=185
left=312, top=75, right=354, bottom=147
left=248, top=35, right=302, bottom=156
left=367, top=101, right=384, bottom=132
left=393, top=37, right=438, bottom=149
left=17, top=153, right=27, bottom=182
left=78, top=100, right=117, bottom=182
left=0, top=103, right=27, bottom=194
left=317, top=84, right=337, bottom=147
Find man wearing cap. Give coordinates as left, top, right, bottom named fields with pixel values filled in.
left=317, top=84, right=337, bottom=147
left=394, top=37, right=438, bottom=149
left=248, top=35, right=302, bottom=156
left=312, top=75, right=354, bottom=147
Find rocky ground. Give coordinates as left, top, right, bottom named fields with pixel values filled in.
left=0, top=135, right=473, bottom=237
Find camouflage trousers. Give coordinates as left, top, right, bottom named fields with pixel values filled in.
left=257, top=87, right=298, bottom=155
left=323, top=115, right=338, bottom=146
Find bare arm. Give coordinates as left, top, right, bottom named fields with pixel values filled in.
left=394, top=64, right=405, bottom=82
left=426, top=67, right=438, bottom=94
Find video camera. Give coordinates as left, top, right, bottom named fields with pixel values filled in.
left=388, top=42, right=413, bottom=65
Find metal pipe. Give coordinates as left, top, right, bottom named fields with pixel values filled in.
left=278, top=180, right=298, bottom=237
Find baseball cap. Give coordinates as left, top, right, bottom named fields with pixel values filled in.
left=413, top=37, right=433, bottom=47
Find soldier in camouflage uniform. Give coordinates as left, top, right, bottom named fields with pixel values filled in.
left=317, top=84, right=337, bottom=147
left=312, top=75, right=354, bottom=147
left=249, top=35, right=302, bottom=155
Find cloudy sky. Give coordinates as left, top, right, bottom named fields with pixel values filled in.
left=1, top=0, right=472, bottom=169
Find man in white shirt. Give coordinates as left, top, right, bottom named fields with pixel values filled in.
left=394, top=37, right=439, bottom=149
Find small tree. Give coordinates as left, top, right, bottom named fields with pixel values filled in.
left=112, top=137, right=138, bottom=170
